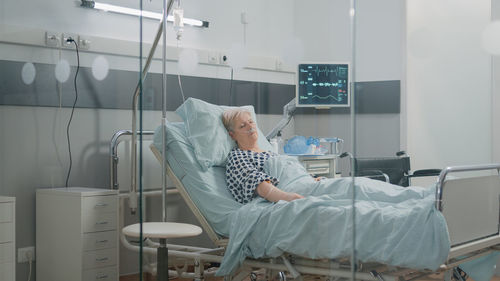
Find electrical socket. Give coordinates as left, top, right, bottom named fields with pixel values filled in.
left=78, top=36, right=91, bottom=50
left=207, top=52, right=219, bottom=64
left=45, top=31, right=60, bottom=47
left=18, top=246, right=35, bottom=263
left=220, top=54, right=229, bottom=65
left=62, top=33, right=78, bottom=48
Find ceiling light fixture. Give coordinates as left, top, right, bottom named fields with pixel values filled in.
left=80, top=0, right=209, bottom=28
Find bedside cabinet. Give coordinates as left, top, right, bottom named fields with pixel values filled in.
left=36, top=188, right=118, bottom=281
left=297, top=154, right=337, bottom=178
left=0, top=196, right=15, bottom=281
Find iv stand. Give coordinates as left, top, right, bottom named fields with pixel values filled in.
left=130, top=0, right=175, bottom=215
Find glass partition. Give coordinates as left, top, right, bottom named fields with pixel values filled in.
left=1, top=0, right=498, bottom=281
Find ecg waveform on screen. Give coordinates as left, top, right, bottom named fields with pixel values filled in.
left=307, top=94, right=342, bottom=101
left=299, top=65, right=348, bottom=78
left=299, top=81, right=341, bottom=87
left=297, top=64, right=349, bottom=106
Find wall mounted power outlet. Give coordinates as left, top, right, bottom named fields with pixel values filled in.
left=18, top=246, right=35, bottom=263
left=220, top=54, right=229, bottom=65
left=62, top=33, right=78, bottom=48
left=78, top=36, right=91, bottom=50
left=45, top=32, right=60, bottom=47
left=208, top=52, right=219, bottom=64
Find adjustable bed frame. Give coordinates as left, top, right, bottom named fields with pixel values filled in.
left=145, top=144, right=500, bottom=281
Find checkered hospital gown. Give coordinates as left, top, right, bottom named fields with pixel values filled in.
left=225, top=148, right=279, bottom=204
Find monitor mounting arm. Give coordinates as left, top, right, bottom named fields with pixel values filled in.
left=266, top=98, right=296, bottom=141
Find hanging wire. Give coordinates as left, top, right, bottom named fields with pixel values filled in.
left=65, top=39, right=80, bottom=187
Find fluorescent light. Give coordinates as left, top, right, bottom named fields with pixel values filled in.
left=81, top=0, right=208, bottom=28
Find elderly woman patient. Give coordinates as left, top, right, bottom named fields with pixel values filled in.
left=222, top=108, right=310, bottom=204
left=218, top=107, right=462, bottom=276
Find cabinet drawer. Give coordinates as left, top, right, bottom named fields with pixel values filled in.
left=83, top=248, right=117, bottom=269
left=83, top=266, right=118, bottom=281
left=0, top=242, right=14, bottom=263
left=303, top=160, right=330, bottom=169
left=83, top=231, right=117, bottom=251
left=83, top=212, right=117, bottom=233
left=0, top=223, right=14, bottom=243
left=0, top=262, right=14, bottom=281
left=303, top=160, right=331, bottom=175
left=0, top=203, right=13, bottom=223
left=83, top=196, right=117, bottom=215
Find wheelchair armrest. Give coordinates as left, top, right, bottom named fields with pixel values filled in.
left=409, top=169, right=441, bottom=177
left=356, top=169, right=390, bottom=183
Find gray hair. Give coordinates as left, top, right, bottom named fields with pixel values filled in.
left=222, top=109, right=252, bottom=132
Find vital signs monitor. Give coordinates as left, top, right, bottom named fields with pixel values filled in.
left=296, top=63, right=350, bottom=107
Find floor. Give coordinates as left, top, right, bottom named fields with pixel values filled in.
left=119, top=271, right=500, bottom=281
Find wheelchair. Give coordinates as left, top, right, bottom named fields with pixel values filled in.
left=340, top=151, right=441, bottom=187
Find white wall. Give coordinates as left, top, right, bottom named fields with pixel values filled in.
left=492, top=3, right=500, bottom=274
left=292, top=0, right=403, bottom=82
left=293, top=0, right=405, bottom=159
left=492, top=0, right=500, bottom=165
left=406, top=0, right=492, bottom=170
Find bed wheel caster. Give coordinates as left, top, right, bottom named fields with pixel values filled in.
left=452, top=267, right=468, bottom=281
left=369, top=270, right=385, bottom=281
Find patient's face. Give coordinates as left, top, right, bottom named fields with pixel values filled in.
left=229, top=112, right=259, bottom=148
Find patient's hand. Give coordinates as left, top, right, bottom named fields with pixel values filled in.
left=286, top=192, right=304, bottom=201
left=257, top=182, right=304, bottom=202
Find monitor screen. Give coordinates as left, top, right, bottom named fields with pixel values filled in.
left=296, top=63, right=350, bottom=107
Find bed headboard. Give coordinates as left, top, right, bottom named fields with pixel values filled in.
left=150, top=144, right=229, bottom=247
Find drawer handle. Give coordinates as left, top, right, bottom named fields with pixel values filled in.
left=306, top=164, right=329, bottom=169
left=307, top=168, right=329, bottom=172
left=96, top=274, right=109, bottom=279
left=95, top=257, right=109, bottom=262
left=94, top=203, right=108, bottom=208
left=96, top=239, right=109, bottom=244
left=95, top=221, right=109, bottom=225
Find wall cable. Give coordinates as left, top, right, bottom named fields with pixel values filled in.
left=27, top=258, right=32, bottom=281
left=64, top=38, right=80, bottom=187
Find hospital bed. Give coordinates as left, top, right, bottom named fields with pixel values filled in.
left=136, top=117, right=500, bottom=281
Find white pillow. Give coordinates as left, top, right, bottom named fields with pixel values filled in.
left=176, top=98, right=273, bottom=171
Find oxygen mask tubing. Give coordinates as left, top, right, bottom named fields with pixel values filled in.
left=246, top=128, right=256, bottom=134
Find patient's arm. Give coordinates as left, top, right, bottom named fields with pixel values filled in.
left=256, top=181, right=304, bottom=202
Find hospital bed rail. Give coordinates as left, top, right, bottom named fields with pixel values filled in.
left=435, top=163, right=500, bottom=211
left=110, top=129, right=154, bottom=191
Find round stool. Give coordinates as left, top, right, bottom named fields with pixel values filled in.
left=123, top=222, right=203, bottom=281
